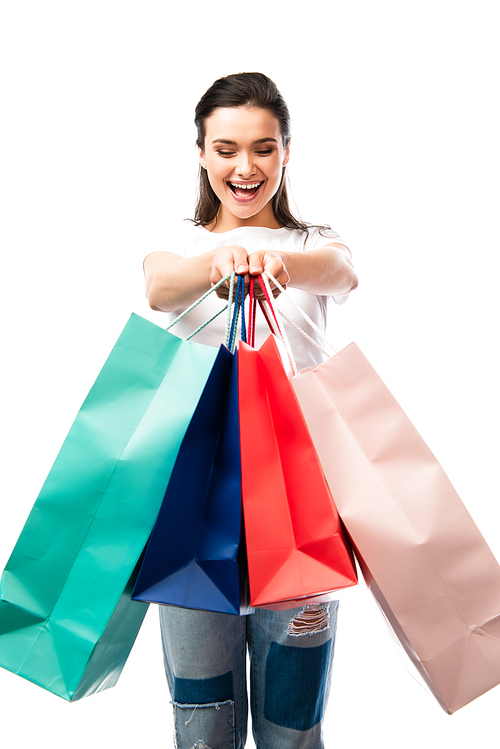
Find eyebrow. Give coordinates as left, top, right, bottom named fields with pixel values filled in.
left=211, top=137, right=279, bottom=146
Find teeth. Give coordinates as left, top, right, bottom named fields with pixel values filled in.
left=230, top=182, right=261, bottom=189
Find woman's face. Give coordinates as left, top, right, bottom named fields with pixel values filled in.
left=199, top=106, right=290, bottom=231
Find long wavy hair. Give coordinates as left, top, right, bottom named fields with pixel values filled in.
left=192, top=72, right=329, bottom=234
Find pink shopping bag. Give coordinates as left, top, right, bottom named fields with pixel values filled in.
left=292, top=341, right=500, bottom=713
left=260, top=271, right=500, bottom=714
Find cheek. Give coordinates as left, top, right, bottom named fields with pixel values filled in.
left=268, top=166, right=285, bottom=196
left=269, top=157, right=285, bottom=183
left=206, top=165, right=225, bottom=195
left=211, top=161, right=229, bottom=185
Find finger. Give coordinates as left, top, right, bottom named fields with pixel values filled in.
left=211, top=246, right=250, bottom=286
left=247, top=250, right=266, bottom=275
left=216, top=286, right=230, bottom=299
left=228, top=245, right=250, bottom=275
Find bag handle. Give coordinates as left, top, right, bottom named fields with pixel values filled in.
left=248, top=276, right=281, bottom=346
left=248, top=275, right=284, bottom=345
left=165, top=272, right=240, bottom=345
left=263, top=272, right=337, bottom=357
left=227, top=274, right=247, bottom=352
left=248, top=275, right=298, bottom=375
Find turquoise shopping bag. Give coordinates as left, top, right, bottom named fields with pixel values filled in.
left=0, top=312, right=218, bottom=701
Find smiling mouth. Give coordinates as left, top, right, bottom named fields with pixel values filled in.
left=228, top=181, right=264, bottom=200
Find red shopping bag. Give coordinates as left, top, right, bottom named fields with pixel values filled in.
left=237, top=334, right=357, bottom=609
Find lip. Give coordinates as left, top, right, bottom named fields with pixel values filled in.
left=226, top=180, right=264, bottom=203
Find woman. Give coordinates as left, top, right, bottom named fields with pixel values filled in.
left=144, top=72, right=358, bottom=749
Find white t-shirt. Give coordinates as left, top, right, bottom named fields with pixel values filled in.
left=164, top=221, right=351, bottom=370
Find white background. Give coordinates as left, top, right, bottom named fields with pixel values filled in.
left=1, top=2, right=499, bottom=747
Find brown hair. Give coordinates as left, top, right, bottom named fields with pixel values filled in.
left=192, top=72, right=329, bottom=235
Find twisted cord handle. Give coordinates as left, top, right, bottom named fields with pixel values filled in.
left=264, top=272, right=337, bottom=355
left=247, top=275, right=298, bottom=374
left=163, top=272, right=237, bottom=343
left=258, top=275, right=298, bottom=375
left=228, top=274, right=247, bottom=352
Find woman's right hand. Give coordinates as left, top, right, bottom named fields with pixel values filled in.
left=210, top=245, right=249, bottom=299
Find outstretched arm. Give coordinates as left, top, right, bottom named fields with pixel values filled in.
left=144, top=245, right=248, bottom=312
left=247, top=243, right=358, bottom=298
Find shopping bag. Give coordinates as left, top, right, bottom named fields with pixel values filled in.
left=132, top=342, right=250, bottom=615
left=238, top=332, right=357, bottom=609
left=0, top=312, right=218, bottom=701
left=290, top=325, right=500, bottom=713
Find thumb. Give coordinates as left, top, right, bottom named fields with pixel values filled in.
left=248, top=251, right=265, bottom=274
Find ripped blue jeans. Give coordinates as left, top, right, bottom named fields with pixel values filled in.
left=159, top=602, right=338, bottom=749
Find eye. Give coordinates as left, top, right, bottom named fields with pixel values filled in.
left=256, top=149, right=273, bottom=156
left=216, top=150, right=235, bottom=157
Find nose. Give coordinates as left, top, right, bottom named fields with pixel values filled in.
left=235, top=150, right=256, bottom=178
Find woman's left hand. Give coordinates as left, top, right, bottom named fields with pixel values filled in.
left=247, top=250, right=290, bottom=298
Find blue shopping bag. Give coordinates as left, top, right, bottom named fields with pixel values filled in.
left=132, top=282, right=249, bottom=615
